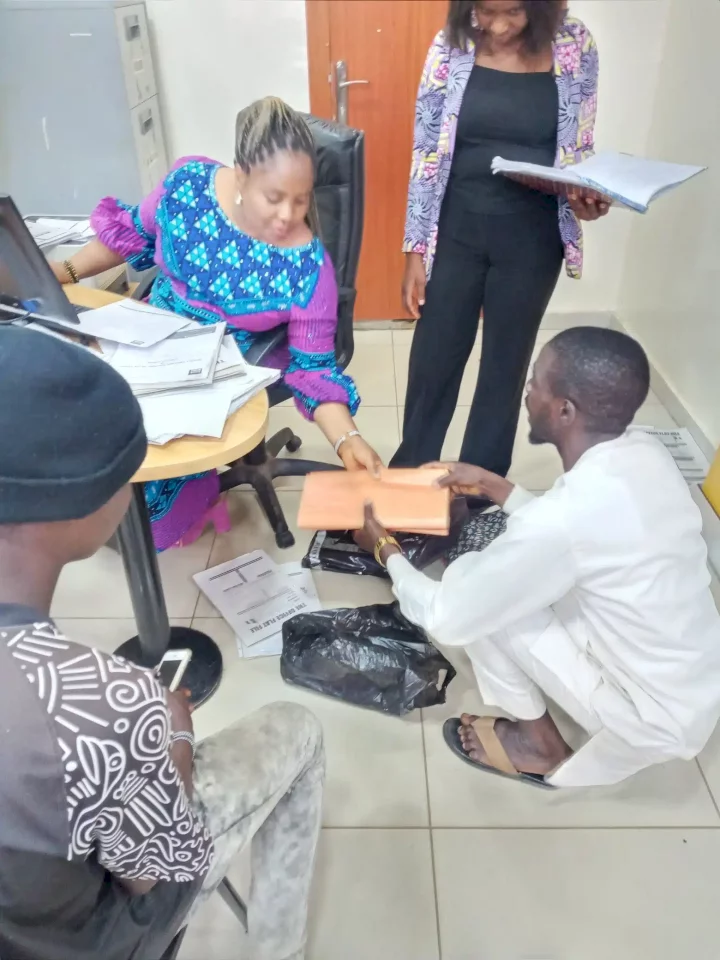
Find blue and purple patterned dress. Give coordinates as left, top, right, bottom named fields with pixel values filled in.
left=92, top=157, right=359, bottom=550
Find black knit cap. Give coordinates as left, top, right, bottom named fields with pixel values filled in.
left=0, top=326, right=147, bottom=524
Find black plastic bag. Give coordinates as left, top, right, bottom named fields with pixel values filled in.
left=280, top=602, right=455, bottom=716
left=301, top=498, right=470, bottom=579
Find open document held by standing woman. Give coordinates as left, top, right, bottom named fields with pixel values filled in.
left=393, top=0, right=608, bottom=479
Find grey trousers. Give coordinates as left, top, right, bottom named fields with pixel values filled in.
left=189, top=702, right=325, bottom=960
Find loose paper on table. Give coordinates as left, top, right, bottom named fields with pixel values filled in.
left=52, top=298, right=189, bottom=347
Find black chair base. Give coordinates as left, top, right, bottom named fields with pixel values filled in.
left=220, top=430, right=341, bottom=549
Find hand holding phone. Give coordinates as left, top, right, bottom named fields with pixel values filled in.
left=156, top=648, right=192, bottom=692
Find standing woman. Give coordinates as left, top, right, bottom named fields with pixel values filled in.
left=392, top=0, right=607, bottom=476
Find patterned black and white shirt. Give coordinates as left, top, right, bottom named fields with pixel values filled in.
left=0, top=607, right=213, bottom=960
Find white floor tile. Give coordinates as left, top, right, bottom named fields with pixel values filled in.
left=307, top=829, right=439, bottom=960
left=265, top=405, right=399, bottom=490
left=51, top=531, right=215, bottom=620
left=191, top=619, right=428, bottom=827
left=394, top=341, right=481, bottom=408
left=345, top=330, right=398, bottom=406
left=178, top=856, right=249, bottom=960
left=434, top=829, right=720, bottom=960
left=695, top=722, right=720, bottom=807
left=423, top=670, right=718, bottom=827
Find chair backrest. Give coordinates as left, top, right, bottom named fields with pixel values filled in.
left=303, top=115, right=365, bottom=369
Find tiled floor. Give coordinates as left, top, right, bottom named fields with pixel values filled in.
left=55, top=326, right=720, bottom=959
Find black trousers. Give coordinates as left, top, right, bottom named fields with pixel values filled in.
left=391, top=200, right=564, bottom=476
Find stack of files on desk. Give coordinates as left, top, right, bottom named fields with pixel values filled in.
left=26, top=217, right=95, bottom=249
left=298, top=467, right=451, bottom=535
left=104, top=322, right=227, bottom=396
left=214, top=333, right=251, bottom=381
left=138, top=361, right=280, bottom=445
left=193, top=550, right=321, bottom=658
left=42, top=294, right=279, bottom=444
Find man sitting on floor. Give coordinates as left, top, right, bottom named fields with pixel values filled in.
left=358, top=327, right=720, bottom=789
left=0, top=326, right=323, bottom=960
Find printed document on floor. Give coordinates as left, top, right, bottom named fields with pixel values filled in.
left=635, top=426, right=710, bottom=483
left=193, top=552, right=321, bottom=658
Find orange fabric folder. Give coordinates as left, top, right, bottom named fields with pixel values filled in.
left=298, top=468, right=451, bottom=535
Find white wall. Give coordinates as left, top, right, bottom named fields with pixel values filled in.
left=145, top=0, right=310, bottom=167
left=617, top=0, right=720, bottom=447
left=549, top=0, right=670, bottom=313
left=145, top=0, right=670, bottom=313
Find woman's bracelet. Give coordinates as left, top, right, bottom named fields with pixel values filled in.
left=63, top=259, right=80, bottom=284
left=333, top=430, right=361, bottom=456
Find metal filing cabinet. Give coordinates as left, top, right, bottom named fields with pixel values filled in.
left=0, top=0, right=170, bottom=216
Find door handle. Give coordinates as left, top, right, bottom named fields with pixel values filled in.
left=335, top=60, right=369, bottom=124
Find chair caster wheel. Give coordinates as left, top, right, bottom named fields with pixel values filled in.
left=285, top=435, right=302, bottom=453
left=275, top=529, right=295, bottom=549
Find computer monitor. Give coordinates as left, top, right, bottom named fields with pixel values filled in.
left=0, top=194, right=80, bottom=327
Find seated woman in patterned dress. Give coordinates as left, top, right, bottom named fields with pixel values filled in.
left=50, top=97, right=380, bottom=551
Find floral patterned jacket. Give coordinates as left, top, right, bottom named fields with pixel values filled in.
left=403, top=14, right=598, bottom=280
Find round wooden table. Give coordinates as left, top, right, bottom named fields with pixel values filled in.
left=64, top=282, right=270, bottom=704
left=115, top=394, right=269, bottom=705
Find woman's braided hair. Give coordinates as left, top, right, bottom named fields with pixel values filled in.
left=234, top=96, right=321, bottom=236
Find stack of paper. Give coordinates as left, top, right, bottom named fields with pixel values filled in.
left=106, top=322, right=226, bottom=396
left=193, top=550, right=321, bottom=658
left=26, top=218, right=95, bottom=249
left=138, top=362, right=280, bottom=444
left=215, top=334, right=250, bottom=381
left=46, top=296, right=279, bottom=444
left=491, top=152, right=706, bottom=213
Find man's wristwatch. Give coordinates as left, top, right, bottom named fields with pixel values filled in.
left=374, top=535, right=401, bottom=568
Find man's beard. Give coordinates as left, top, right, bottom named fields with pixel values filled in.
left=528, top=414, right=551, bottom=446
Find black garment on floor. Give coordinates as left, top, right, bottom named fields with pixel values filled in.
left=392, top=64, right=563, bottom=476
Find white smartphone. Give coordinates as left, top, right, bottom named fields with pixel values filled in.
left=156, top=648, right=192, bottom=692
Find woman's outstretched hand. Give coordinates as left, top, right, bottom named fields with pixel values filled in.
left=340, top=435, right=383, bottom=477
left=423, top=461, right=514, bottom=506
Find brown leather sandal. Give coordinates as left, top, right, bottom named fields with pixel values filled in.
left=443, top=716, right=557, bottom=790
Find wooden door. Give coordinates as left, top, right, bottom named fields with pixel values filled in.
left=306, top=0, right=447, bottom=321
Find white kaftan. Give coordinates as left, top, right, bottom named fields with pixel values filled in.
left=387, top=430, right=720, bottom=787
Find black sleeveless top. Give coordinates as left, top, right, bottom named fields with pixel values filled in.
left=448, top=64, right=559, bottom=214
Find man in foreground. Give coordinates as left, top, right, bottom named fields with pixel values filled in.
left=0, top=326, right=323, bottom=960
left=359, top=327, right=720, bottom=788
